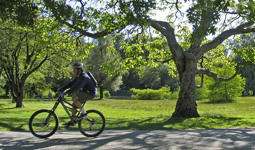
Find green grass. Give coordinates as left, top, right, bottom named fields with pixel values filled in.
left=1, top=96, right=255, bottom=131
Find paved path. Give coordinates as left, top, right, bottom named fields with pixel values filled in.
left=1, top=128, right=255, bottom=150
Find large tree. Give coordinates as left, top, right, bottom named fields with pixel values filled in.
left=0, top=18, right=84, bottom=107
left=25, top=0, right=255, bottom=117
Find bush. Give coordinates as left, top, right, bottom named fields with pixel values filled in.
left=195, top=87, right=208, bottom=100
left=130, top=86, right=171, bottom=100
left=103, top=90, right=111, bottom=98
left=169, top=91, right=179, bottom=100
left=169, top=86, right=179, bottom=100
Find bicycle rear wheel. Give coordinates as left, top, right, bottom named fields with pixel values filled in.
left=29, top=109, right=59, bottom=138
left=78, top=109, right=105, bottom=137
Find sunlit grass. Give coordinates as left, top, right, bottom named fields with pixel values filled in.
left=1, top=96, right=255, bottom=131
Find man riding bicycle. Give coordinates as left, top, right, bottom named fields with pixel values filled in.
left=58, top=62, right=97, bottom=127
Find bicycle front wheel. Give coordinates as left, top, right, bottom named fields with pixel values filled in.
left=29, top=109, right=59, bottom=138
left=78, top=109, right=105, bottom=137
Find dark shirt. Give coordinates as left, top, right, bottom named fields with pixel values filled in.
left=60, top=72, right=97, bottom=96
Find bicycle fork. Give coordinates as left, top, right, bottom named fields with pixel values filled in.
left=43, top=99, right=61, bottom=125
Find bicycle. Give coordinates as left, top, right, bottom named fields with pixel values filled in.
left=28, top=91, right=105, bottom=138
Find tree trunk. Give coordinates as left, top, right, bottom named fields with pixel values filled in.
left=16, top=96, right=24, bottom=107
left=10, top=83, right=17, bottom=103
left=12, top=96, right=17, bottom=103
left=10, top=79, right=26, bottom=108
left=172, top=56, right=200, bottom=118
left=100, top=87, right=104, bottom=99
left=16, top=82, right=25, bottom=108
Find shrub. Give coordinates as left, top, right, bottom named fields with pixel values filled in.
left=169, top=86, right=180, bottom=100
left=169, top=91, right=179, bottom=100
left=103, top=90, right=111, bottom=98
left=130, top=86, right=171, bottom=100
left=195, top=87, right=208, bottom=100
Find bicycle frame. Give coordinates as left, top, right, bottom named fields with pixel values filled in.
left=50, top=94, right=83, bottom=119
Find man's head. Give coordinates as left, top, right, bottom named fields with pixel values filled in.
left=72, top=62, right=84, bottom=76
left=72, top=62, right=83, bottom=69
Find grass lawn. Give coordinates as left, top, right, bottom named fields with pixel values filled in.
left=1, top=96, right=255, bottom=131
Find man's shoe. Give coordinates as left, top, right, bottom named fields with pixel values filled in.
left=62, top=121, right=75, bottom=127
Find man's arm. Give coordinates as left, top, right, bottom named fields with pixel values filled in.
left=59, top=78, right=77, bottom=92
left=66, top=77, right=87, bottom=95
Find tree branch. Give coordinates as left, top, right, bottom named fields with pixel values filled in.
left=26, top=55, right=48, bottom=77
left=150, top=20, right=183, bottom=58
left=149, top=20, right=170, bottom=37
left=190, top=6, right=214, bottom=49
left=154, top=58, right=173, bottom=63
left=63, top=21, right=127, bottom=39
left=196, top=61, right=255, bottom=81
left=196, top=21, right=255, bottom=58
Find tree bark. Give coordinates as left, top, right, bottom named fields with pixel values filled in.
left=16, top=96, right=24, bottom=108
left=172, top=55, right=200, bottom=118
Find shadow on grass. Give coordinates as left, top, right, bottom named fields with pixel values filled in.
left=1, top=114, right=255, bottom=132
left=0, top=107, right=16, bottom=110
left=0, top=118, right=27, bottom=131
left=105, top=115, right=255, bottom=130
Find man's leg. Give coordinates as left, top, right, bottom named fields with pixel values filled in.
left=63, top=92, right=95, bottom=127
left=72, top=95, right=83, bottom=109
left=73, top=92, right=95, bottom=115
left=62, top=95, right=81, bottom=127
left=72, top=95, right=87, bottom=115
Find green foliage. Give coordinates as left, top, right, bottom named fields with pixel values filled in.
left=169, top=87, right=180, bottom=100
left=0, top=0, right=39, bottom=26
left=169, top=91, right=179, bottom=100
left=230, top=34, right=255, bottom=95
left=205, top=65, right=245, bottom=102
left=0, top=88, right=5, bottom=96
left=103, top=90, right=111, bottom=98
left=0, top=17, right=88, bottom=107
left=85, top=34, right=124, bottom=92
left=195, top=76, right=208, bottom=100
left=195, top=87, right=208, bottom=100
left=130, top=86, right=171, bottom=100
left=199, top=44, right=245, bottom=102
left=139, top=63, right=179, bottom=90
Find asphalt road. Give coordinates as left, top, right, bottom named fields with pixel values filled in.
left=1, top=128, right=255, bottom=150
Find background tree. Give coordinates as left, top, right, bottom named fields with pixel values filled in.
left=85, top=35, right=124, bottom=99
left=139, top=63, right=179, bottom=90
left=0, top=18, right=86, bottom=107
left=121, top=69, right=144, bottom=90
left=230, top=34, right=255, bottom=96
left=42, top=0, right=255, bottom=118
left=233, top=55, right=255, bottom=96
left=204, top=58, right=245, bottom=102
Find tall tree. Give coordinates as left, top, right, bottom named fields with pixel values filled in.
left=0, top=18, right=83, bottom=107
left=42, top=0, right=255, bottom=118
left=139, top=63, right=179, bottom=90
left=85, top=35, right=124, bottom=99
left=230, top=34, right=255, bottom=96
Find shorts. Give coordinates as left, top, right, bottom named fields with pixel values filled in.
left=75, top=92, right=96, bottom=104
